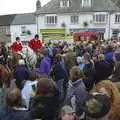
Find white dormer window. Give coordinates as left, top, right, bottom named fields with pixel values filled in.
left=45, top=15, right=58, bottom=25
left=115, top=14, right=120, bottom=23
left=93, top=13, right=108, bottom=24
left=60, top=0, right=70, bottom=7
left=82, top=0, right=91, bottom=7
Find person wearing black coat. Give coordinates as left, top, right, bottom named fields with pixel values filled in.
left=94, top=54, right=111, bottom=84
left=14, top=59, right=29, bottom=90
left=29, top=77, right=60, bottom=120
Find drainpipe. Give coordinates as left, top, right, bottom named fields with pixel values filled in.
left=36, top=15, right=39, bottom=35
left=108, top=11, right=114, bottom=39
left=108, top=13, right=111, bottom=39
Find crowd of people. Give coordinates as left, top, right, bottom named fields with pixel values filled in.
left=0, top=34, right=120, bottom=120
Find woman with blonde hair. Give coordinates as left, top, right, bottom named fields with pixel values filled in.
left=95, top=80, right=120, bottom=120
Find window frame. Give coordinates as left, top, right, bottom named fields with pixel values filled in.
left=115, top=14, right=120, bottom=23
left=60, top=0, right=70, bottom=8
left=93, top=13, right=108, bottom=24
left=71, top=15, right=79, bottom=24
left=45, top=15, right=58, bottom=25
left=82, top=0, right=92, bottom=7
left=21, top=26, right=26, bottom=34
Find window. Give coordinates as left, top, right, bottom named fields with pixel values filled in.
left=21, top=26, right=26, bottom=34
left=1, top=26, right=5, bottom=33
left=115, top=14, right=120, bottom=23
left=82, top=0, right=91, bottom=7
left=60, top=0, right=70, bottom=7
left=46, top=16, right=57, bottom=25
left=6, top=26, right=10, bottom=35
left=71, top=16, right=79, bottom=24
left=112, top=29, right=119, bottom=38
left=93, top=14, right=108, bottom=23
left=99, top=33, right=104, bottom=40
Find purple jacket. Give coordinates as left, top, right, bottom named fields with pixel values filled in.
left=38, top=56, right=51, bottom=75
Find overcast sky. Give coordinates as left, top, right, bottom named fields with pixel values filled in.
left=0, top=0, right=51, bottom=15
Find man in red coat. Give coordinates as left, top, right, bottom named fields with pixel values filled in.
left=28, top=34, right=42, bottom=52
left=11, top=37, right=23, bottom=53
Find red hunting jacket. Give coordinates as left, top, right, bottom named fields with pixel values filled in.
left=28, top=39, right=42, bottom=52
left=11, top=41, right=23, bottom=53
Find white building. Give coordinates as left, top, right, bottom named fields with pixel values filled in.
left=0, top=14, right=16, bottom=43
left=36, top=0, right=120, bottom=40
left=11, top=13, right=37, bottom=44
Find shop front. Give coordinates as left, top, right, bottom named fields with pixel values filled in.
left=88, top=28, right=106, bottom=40
left=112, top=29, right=120, bottom=39
left=69, top=28, right=87, bottom=34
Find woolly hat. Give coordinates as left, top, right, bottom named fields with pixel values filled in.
left=98, top=54, right=105, bottom=61
left=18, top=59, right=25, bottom=65
left=77, top=56, right=84, bottom=64
left=61, top=105, right=75, bottom=114
left=83, top=93, right=111, bottom=119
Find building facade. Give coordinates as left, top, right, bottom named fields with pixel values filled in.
left=0, top=14, right=16, bottom=42
left=10, top=13, right=37, bottom=44
left=36, top=0, right=120, bottom=40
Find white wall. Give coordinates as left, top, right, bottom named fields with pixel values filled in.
left=38, top=12, right=120, bottom=40
left=110, top=13, right=120, bottom=37
left=10, top=24, right=37, bottom=43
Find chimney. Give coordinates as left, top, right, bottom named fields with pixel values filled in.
left=36, top=0, right=41, bottom=10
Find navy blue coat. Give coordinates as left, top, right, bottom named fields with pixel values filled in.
left=54, top=62, right=68, bottom=82
left=14, top=65, right=29, bottom=89
left=0, top=107, right=33, bottom=120
left=95, top=60, right=111, bottom=84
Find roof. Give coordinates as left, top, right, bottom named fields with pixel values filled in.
left=0, top=32, right=10, bottom=43
left=111, top=0, right=120, bottom=7
left=36, top=0, right=120, bottom=14
left=11, top=13, right=36, bottom=25
left=0, top=14, right=16, bottom=26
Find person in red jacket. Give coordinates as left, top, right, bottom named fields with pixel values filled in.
left=11, top=37, right=23, bottom=53
left=28, top=34, right=42, bottom=52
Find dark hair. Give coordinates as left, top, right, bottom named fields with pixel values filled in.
left=35, top=34, right=39, bottom=39
left=16, top=37, right=20, bottom=41
left=28, top=71, right=40, bottom=81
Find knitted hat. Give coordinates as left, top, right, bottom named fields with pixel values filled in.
left=61, top=105, right=75, bottom=114
left=84, top=93, right=111, bottom=118
left=77, top=56, right=84, bottom=64
left=18, top=59, right=25, bottom=65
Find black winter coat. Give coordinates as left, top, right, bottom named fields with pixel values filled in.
left=29, top=96, right=60, bottom=120
left=0, top=107, right=32, bottom=120
left=94, top=60, right=111, bottom=84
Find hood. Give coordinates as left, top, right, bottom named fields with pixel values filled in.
left=69, top=79, right=83, bottom=87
